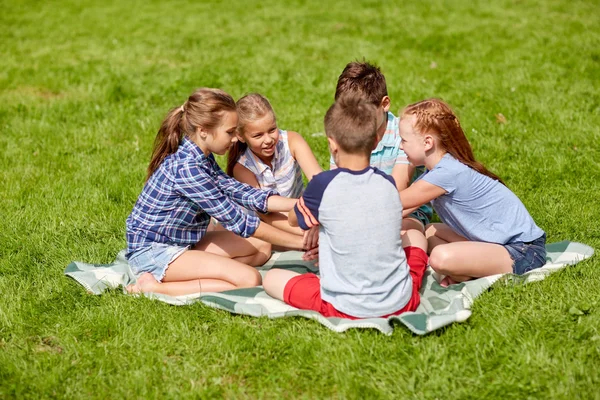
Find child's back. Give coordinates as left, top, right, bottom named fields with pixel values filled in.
left=300, top=167, right=412, bottom=317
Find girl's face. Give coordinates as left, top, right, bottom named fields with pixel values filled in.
left=239, top=113, right=279, bottom=163
left=205, top=111, right=239, bottom=155
left=399, top=114, right=427, bottom=166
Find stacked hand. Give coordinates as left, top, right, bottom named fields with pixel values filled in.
left=302, top=225, right=319, bottom=265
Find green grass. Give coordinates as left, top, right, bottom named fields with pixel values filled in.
left=1, top=0, right=600, bottom=398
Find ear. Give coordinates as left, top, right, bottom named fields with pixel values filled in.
left=327, top=137, right=338, bottom=154
left=423, top=134, right=435, bottom=151
left=196, top=126, right=208, bottom=140
left=236, top=131, right=245, bottom=143
left=380, top=96, right=391, bottom=112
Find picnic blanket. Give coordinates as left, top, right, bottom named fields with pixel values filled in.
left=65, top=241, right=594, bottom=335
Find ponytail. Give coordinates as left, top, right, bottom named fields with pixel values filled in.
left=226, top=140, right=247, bottom=176
left=145, top=88, right=236, bottom=181
left=147, top=107, right=185, bottom=181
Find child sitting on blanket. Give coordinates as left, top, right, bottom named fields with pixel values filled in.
left=125, top=88, right=308, bottom=296
left=263, top=95, right=429, bottom=319
left=398, top=98, right=547, bottom=286
left=226, top=93, right=322, bottom=239
left=331, top=61, right=433, bottom=235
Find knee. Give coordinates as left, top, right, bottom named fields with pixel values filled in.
left=237, top=267, right=262, bottom=288
left=424, top=223, right=437, bottom=239
left=402, top=218, right=425, bottom=234
left=252, top=241, right=272, bottom=266
left=262, top=269, right=277, bottom=294
left=429, top=247, right=452, bottom=274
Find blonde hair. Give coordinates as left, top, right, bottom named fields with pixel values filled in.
left=226, top=93, right=276, bottom=176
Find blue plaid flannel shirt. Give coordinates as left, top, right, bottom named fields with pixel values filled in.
left=126, top=137, right=275, bottom=257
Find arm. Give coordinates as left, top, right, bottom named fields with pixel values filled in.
left=267, top=195, right=297, bottom=212
left=287, top=131, right=322, bottom=181
left=399, top=180, right=446, bottom=210
left=253, top=221, right=304, bottom=250
left=288, top=203, right=299, bottom=227
left=232, top=161, right=297, bottom=212
left=232, top=163, right=260, bottom=188
left=176, top=163, right=266, bottom=238
left=390, top=163, right=414, bottom=191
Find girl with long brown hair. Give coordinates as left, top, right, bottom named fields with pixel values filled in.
left=398, top=99, right=546, bottom=285
left=125, top=88, right=307, bottom=296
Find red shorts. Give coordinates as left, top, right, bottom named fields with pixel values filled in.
left=283, top=246, right=429, bottom=319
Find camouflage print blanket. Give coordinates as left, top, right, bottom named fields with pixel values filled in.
left=65, top=241, right=594, bottom=335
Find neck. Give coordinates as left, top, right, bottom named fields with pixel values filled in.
left=190, top=135, right=211, bottom=156
left=253, top=151, right=274, bottom=169
left=424, top=147, right=446, bottom=170
left=334, top=152, right=370, bottom=171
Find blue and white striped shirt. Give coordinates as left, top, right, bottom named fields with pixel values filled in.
left=126, top=137, right=275, bottom=257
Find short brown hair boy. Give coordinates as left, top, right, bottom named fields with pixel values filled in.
left=335, top=61, right=388, bottom=106
left=324, top=94, right=377, bottom=156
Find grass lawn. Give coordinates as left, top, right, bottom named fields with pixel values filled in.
left=1, top=0, right=600, bottom=398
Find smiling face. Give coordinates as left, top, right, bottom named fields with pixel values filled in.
left=238, top=112, right=279, bottom=163
left=399, top=114, right=428, bottom=166
left=204, top=111, right=239, bottom=155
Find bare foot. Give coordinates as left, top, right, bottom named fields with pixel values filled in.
left=440, top=276, right=458, bottom=288
left=126, top=272, right=160, bottom=294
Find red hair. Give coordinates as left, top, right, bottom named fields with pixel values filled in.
left=402, top=99, right=504, bottom=185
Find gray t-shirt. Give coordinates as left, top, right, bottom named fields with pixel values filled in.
left=294, top=167, right=412, bottom=318
left=418, top=153, right=544, bottom=244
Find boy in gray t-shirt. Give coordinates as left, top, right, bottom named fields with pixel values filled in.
left=263, top=95, right=429, bottom=319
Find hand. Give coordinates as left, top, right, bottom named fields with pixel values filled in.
left=302, top=246, right=319, bottom=267
left=303, top=225, right=319, bottom=250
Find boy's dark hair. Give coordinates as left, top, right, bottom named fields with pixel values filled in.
left=324, top=94, right=377, bottom=156
left=334, top=61, right=388, bottom=106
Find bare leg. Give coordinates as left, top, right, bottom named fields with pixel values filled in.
left=425, top=223, right=468, bottom=254
left=195, top=230, right=272, bottom=267
left=126, top=242, right=264, bottom=296
left=429, top=241, right=513, bottom=282
left=401, top=227, right=428, bottom=253
left=401, top=217, right=425, bottom=235
left=263, top=269, right=301, bottom=301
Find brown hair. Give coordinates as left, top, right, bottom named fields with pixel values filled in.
left=324, top=94, right=377, bottom=156
left=226, top=93, right=276, bottom=176
left=402, top=99, right=504, bottom=184
left=335, top=61, right=388, bottom=106
left=147, top=88, right=236, bottom=181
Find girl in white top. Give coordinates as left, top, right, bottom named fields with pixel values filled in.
left=227, top=93, right=322, bottom=237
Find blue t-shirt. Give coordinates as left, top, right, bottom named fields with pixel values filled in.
left=418, top=154, right=544, bottom=244
left=294, top=167, right=412, bottom=318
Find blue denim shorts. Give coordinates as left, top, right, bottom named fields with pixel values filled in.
left=504, top=234, right=547, bottom=275
left=407, top=207, right=432, bottom=227
left=128, top=242, right=190, bottom=281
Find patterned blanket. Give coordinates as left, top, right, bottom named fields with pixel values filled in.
left=65, top=241, right=593, bottom=335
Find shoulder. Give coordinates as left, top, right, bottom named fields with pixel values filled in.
left=305, top=169, right=343, bottom=194
left=237, top=146, right=255, bottom=168
left=371, top=167, right=397, bottom=188
left=283, top=130, right=304, bottom=148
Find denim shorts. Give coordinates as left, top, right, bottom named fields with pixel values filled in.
left=406, top=207, right=432, bottom=227
left=128, top=242, right=190, bottom=281
left=504, top=233, right=547, bottom=275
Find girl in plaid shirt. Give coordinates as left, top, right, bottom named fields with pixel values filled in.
left=126, top=88, right=308, bottom=296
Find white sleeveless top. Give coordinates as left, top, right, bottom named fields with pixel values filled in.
left=237, top=130, right=304, bottom=198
